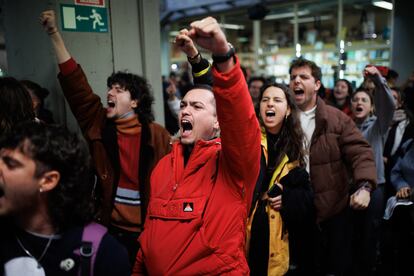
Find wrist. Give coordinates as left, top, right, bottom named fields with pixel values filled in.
left=48, top=27, right=58, bottom=36
left=214, top=43, right=231, bottom=56
left=188, top=52, right=201, bottom=64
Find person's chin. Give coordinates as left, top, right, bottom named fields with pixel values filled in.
left=294, top=97, right=304, bottom=107
left=355, top=114, right=367, bottom=121
left=297, top=101, right=307, bottom=110
left=180, top=137, right=194, bottom=145
left=106, top=112, right=116, bottom=119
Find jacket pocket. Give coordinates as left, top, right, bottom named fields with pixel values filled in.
left=171, top=226, right=235, bottom=275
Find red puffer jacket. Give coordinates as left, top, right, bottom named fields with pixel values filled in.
left=133, top=58, right=261, bottom=275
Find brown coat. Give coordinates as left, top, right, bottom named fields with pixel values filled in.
left=310, top=97, right=376, bottom=222
left=58, top=65, right=171, bottom=225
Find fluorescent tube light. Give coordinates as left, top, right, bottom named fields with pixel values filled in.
left=373, top=1, right=393, bottom=10
left=265, top=10, right=309, bottom=20
left=219, top=23, right=245, bottom=30
left=289, top=15, right=333, bottom=24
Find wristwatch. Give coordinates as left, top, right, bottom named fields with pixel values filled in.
left=212, top=43, right=235, bottom=63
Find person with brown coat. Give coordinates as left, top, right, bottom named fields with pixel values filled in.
left=40, top=10, right=171, bottom=265
left=289, top=58, right=377, bottom=275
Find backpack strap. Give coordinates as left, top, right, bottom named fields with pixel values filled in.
left=74, top=222, right=107, bottom=276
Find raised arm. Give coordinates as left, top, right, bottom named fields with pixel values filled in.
left=364, top=65, right=396, bottom=134
left=167, top=30, right=214, bottom=119
left=40, top=10, right=70, bottom=64
left=187, top=17, right=261, bottom=189
left=175, top=28, right=213, bottom=86
left=187, top=17, right=235, bottom=74
left=40, top=10, right=106, bottom=135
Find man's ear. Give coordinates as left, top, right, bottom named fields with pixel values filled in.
left=39, top=171, right=60, bottom=193
left=131, top=99, right=138, bottom=109
left=213, top=120, right=220, bottom=131
left=314, top=80, right=321, bottom=92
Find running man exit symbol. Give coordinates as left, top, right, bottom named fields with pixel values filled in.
left=90, top=9, right=104, bottom=29
left=60, top=4, right=108, bottom=33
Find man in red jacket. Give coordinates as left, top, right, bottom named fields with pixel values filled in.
left=133, top=17, right=261, bottom=275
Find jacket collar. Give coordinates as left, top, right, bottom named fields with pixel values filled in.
left=171, top=138, right=221, bottom=183
left=313, top=96, right=328, bottom=143
left=260, top=129, right=299, bottom=189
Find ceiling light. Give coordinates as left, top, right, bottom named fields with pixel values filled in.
left=372, top=1, right=393, bottom=10
left=265, top=10, right=309, bottom=20
left=289, top=15, right=333, bottom=24
left=219, top=23, right=245, bottom=30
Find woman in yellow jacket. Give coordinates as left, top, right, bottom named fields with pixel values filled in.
left=246, top=83, right=313, bottom=275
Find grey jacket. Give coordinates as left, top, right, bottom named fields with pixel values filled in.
left=356, top=75, right=395, bottom=184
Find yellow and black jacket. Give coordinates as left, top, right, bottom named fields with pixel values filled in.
left=246, top=129, right=315, bottom=275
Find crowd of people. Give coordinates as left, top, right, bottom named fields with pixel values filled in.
left=0, top=8, right=413, bottom=276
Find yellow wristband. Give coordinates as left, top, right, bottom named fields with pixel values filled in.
left=193, top=64, right=211, bottom=78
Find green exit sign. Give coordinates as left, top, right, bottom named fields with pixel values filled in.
left=60, top=4, right=108, bottom=33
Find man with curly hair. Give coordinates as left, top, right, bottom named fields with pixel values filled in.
left=40, top=10, right=171, bottom=264
left=0, top=122, right=130, bottom=275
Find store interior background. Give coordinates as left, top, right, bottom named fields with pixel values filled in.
left=162, top=0, right=397, bottom=89
left=0, top=0, right=412, bottom=128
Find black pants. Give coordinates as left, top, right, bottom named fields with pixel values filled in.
left=380, top=204, right=414, bottom=276
left=286, top=222, right=317, bottom=275
left=314, top=207, right=353, bottom=276
left=109, top=225, right=141, bottom=267
left=351, top=185, right=385, bottom=276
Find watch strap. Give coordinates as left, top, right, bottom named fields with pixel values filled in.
left=212, top=43, right=235, bottom=63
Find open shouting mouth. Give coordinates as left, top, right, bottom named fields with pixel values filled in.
left=265, top=110, right=276, bottom=118
left=181, top=119, right=193, bottom=138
